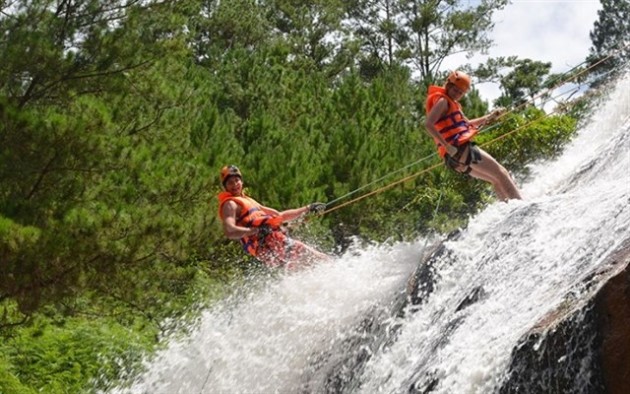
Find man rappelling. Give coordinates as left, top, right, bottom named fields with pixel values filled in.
left=218, top=165, right=331, bottom=269
left=424, top=71, right=522, bottom=201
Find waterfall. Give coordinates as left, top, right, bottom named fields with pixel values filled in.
left=112, top=72, right=630, bottom=394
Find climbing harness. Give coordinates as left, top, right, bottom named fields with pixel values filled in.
left=444, top=142, right=482, bottom=175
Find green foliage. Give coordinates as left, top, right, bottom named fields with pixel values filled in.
left=0, top=357, right=36, bottom=394
left=264, top=0, right=353, bottom=76
left=494, top=59, right=552, bottom=107
left=0, top=262, right=233, bottom=393
left=0, top=0, right=214, bottom=312
left=476, top=107, right=578, bottom=180
left=1, top=314, right=154, bottom=393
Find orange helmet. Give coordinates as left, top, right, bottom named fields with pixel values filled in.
left=220, top=165, right=242, bottom=186
left=446, top=71, right=471, bottom=92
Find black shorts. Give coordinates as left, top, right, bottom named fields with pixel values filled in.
left=444, top=143, right=482, bottom=175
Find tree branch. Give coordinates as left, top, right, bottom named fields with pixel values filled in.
left=25, top=151, right=57, bottom=200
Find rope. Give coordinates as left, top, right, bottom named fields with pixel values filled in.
left=312, top=44, right=629, bottom=217
left=419, top=187, right=444, bottom=252
left=325, top=152, right=436, bottom=206
left=199, top=365, right=212, bottom=394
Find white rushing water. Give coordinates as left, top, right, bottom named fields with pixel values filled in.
left=113, top=72, right=630, bottom=394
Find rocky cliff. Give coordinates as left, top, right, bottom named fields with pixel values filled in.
left=499, top=238, right=630, bottom=393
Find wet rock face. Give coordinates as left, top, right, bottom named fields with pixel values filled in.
left=499, top=240, right=630, bottom=394
left=305, top=236, right=630, bottom=394
left=498, top=306, right=606, bottom=394
left=596, top=251, right=630, bottom=393
left=407, top=229, right=463, bottom=306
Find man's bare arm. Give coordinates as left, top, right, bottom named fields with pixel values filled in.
left=222, top=201, right=259, bottom=239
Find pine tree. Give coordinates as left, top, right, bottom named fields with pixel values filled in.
left=588, top=0, right=630, bottom=77
left=348, top=0, right=509, bottom=83
left=494, top=59, right=552, bottom=108
left=0, top=0, right=213, bottom=321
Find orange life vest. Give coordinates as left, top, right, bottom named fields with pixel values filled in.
left=425, top=85, right=478, bottom=157
left=218, top=192, right=275, bottom=257
left=218, top=192, right=306, bottom=267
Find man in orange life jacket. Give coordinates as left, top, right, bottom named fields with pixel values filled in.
left=425, top=70, right=522, bottom=201
left=218, top=165, right=330, bottom=269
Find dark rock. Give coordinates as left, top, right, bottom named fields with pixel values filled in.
left=498, top=238, right=630, bottom=394
left=455, top=285, right=486, bottom=313
left=409, top=375, right=440, bottom=394
left=407, top=229, right=462, bottom=306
